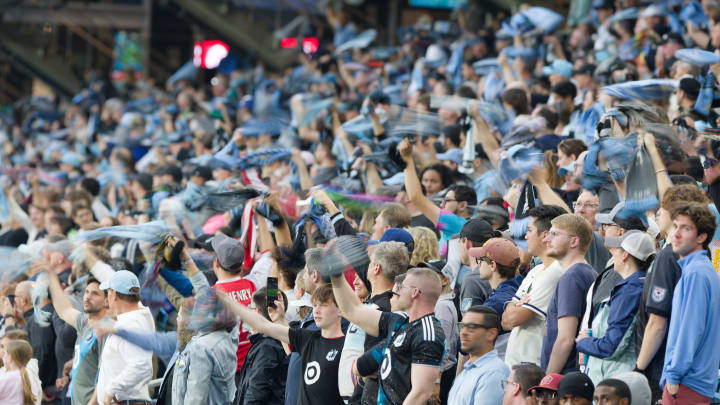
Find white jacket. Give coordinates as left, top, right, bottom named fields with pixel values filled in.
left=96, top=306, right=155, bottom=402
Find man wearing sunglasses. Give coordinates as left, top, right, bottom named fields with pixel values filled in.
left=331, top=267, right=445, bottom=405
left=447, top=305, right=509, bottom=405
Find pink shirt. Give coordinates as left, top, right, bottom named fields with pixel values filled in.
left=0, top=370, right=24, bottom=405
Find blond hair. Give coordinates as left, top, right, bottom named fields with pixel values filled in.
left=6, top=340, right=35, bottom=405
left=408, top=227, right=440, bottom=266
left=551, top=213, right=593, bottom=253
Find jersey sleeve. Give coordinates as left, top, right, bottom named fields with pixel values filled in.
left=288, top=327, right=313, bottom=354
left=411, top=318, right=445, bottom=366
left=378, top=311, right=405, bottom=340
left=644, top=248, right=680, bottom=318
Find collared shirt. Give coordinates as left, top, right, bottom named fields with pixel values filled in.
left=483, top=278, right=521, bottom=330
left=662, top=250, right=720, bottom=398
left=447, top=349, right=509, bottom=405
left=96, top=306, right=155, bottom=401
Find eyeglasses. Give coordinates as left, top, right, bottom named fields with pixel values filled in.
left=601, top=223, right=619, bottom=231
left=391, top=290, right=400, bottom=298
left=501, top=380, right=519, bottom=389
left=572, top=201, right=599, bottom=210
left=458, top=322, right=495, bottom=331
left=441, top=198, right=457, bottom=205
left=547, top=230, right=576, bottom=239
left=474, top=256, right=493, bottom=265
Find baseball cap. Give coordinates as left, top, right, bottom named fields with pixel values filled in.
left=367, top=228, right=415, bottom=253
left=595, top=201, right=647, bottom=231
left=210, top=233, right=245, bottom=272
left=660, top=32, right=684, bottom=45
left=528, top=373, right=563, bottom=394
left=679, top=77, right=701, bottom=99
left=436, top=148, right=463, bottom=166
left=190, top=166, right=213, bottom=181
left=417, top=260, right=447, bottom=275
left=457, top=219, right=495, bottom=242
left=99, top=270, right=141, bottom=295
left=468, top=237, right=520, bottom=267
left=615, top=372, right=652, bottom=405
left=572, top=64, right=595, bottom=77
left=542, top=59, right=573, bottom=78
left=558, top=372, right=594, bottom=401
left=604, top=230, right=657, bottom=260
left=155, top=164, right=183, bottom=183
left=208, top=157, right=233, bottom=172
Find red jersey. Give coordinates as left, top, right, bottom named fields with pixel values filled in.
left=213, top=276, right=257, bottom=372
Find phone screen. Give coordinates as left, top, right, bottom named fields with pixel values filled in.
left=266, top=277, right=278, bottom=309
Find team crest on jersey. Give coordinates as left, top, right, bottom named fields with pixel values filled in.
left=326, top=349, right=338, bottom=361
left=393, top=332, right=406, bottom=347
left=651, top=286, right=666, bottom=303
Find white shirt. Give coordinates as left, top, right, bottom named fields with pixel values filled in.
left=96, top=306, right=155, bottom=401
left=505, top=260, right=563, bottom=367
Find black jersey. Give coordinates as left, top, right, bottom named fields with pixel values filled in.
left=288, top=328, right=345, bottom=405
left=358, top=311, right=445, bottom=405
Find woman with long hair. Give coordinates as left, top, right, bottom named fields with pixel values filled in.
left=0, top=340, right=41, bottom=405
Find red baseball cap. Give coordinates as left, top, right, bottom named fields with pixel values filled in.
left=527, top=373, right=563, bottom=394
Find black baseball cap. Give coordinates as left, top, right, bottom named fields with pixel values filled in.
left=190, top=166, right=213, bottom=181
left=457, top=219, right=494, bottom=242
left=155, top=164, right=183, bottom=183
left=660, top=32, right=684, bottom=45
left=558, top=372, right=594, bottom=401
left=572, top=64, right=596, bottom=77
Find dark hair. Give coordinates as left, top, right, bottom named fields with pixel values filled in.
left=466, top=305, right=501, bottom=339
left=670, top=203, right=717, bottom=250
left=448, top=185, right=477, bottom=206
left=252, top=287, right=289, bottom=321
left=528, top=205, right=568, bottom=234
left=115, top=287, right=141, bottom=303
left=686, top=156, right=704, bottom=181
left=421, top=164, right=454, bottom=191
left=503, top=88, right=529, bottom=115
left=669, top=174, right=696, bottom=185
left=558, top=139, right=587, bottom=159
left=628, top=254, right=655, bottom=272
left=50, top=215, right=73, bottom=235
left=311, top=284, right=337, bottom=306
left=71, top=204, right=93, bottom=219
left=536, top=107, right=558, bottom=130
left=554, top=101, right=571, bottom=126
left=551, top=81, right=577, bottom=99
left=493, top=259, right=520, bottom=279
left=442, top=125, right=463, bottom=149
left=511, top=363, right=545, bottom=398
left=272, top=246, right=304, bottom=289
left=80, top=178, right=100, bottom=196
left=455, top=85, right=477, bottom=99
left=597, top=379, right=632, bottom=401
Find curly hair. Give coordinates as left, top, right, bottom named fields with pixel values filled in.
left=670, top=202, right=717, bottom=250
left=661, top=184, right=710, bottom=211
left=408, top=227, right=440, bottom=266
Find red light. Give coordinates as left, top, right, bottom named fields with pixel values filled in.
left=193, top=40, right=230, bottom=69
left=302, top=37, right=319, bottom=54
left=281, top=37, right=298, bottom=48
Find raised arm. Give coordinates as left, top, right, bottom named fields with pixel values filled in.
left=528, top=168, right=571, bottom=213
left=643, top=133, right=672, bottom=203
left=398, top=138, right=441, bottom=224
left=470, top=104, right=500, bottom=168
left=330, top=274, right=382, bottom=337
left=291, top=149, right=313, bottom=192
left=217, top=290, right=290, bottom=343
left=44, top=268, right=81, bottom=328
left=263, top=192, right=292, bottom=247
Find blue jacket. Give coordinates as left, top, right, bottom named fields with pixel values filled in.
left=576, top=270, right=645, bottom=358
left=483, top=277, right=521, bottom=333
left=661, top=250, right=720, bottom=398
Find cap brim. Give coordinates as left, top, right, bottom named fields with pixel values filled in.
left=468, top=246, right=487, bottom=258
left=542, top=66, right=554, bottom=76
left=595, top=212, right=614, bottom=224
left=604, top=235, right=624, bottom=248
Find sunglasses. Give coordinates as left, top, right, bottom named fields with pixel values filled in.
left=458, top=322, right=495, bottom=331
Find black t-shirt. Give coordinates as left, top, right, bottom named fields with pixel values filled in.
left=364, top=291, right=394, bottom=352
left=635, top=244, right=681, bottom=383
left=288, top=328, right=345, bottom=405
left=375, top=312, right=445, bottom=405
left=411, top=214, right=439, bottom=238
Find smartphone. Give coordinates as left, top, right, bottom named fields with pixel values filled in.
left=266, top=277, right=278, bottom=309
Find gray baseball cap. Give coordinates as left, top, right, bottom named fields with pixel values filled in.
left=210, top=233, right=244, bottom=272
left=604, top=230, right=657, bottom=261
left=595, top=201, right=625, bottom=225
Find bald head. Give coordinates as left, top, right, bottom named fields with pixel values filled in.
left=14, top=281, right=33, bottom=313
left=406, top=268, right=443, bottom=305
left=15, top=281, right=32, bottom=299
